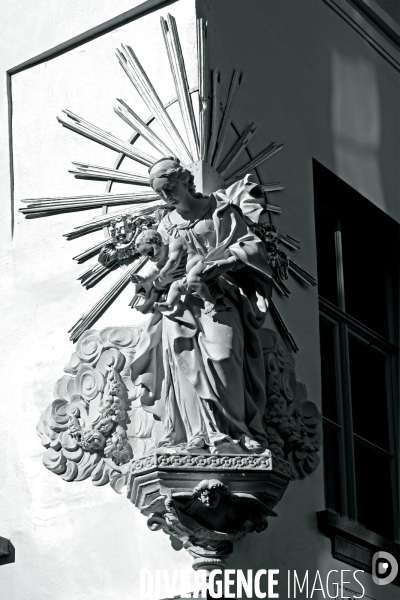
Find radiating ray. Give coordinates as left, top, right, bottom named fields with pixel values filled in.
left=269, top=300, right=299, bottom=352
left=289, top=259, right=317, bottom=286
left=206, top=69, right=221, bottom=164
left=116, top=44, right=192, bottom=164
left=73, top=238, right=112, bottom=264
left=20, top=191, right=159, bottom=217
left=271, top=275, right=291, bottom=297
left=161, top=14, right=200, bottom=161
left=265, top=204, right=282, bottom=214
left=70, top=162, right=150, bottom=185
left=212, top=69, right=243, bottom=168
left=225, top=142, right=284, bottom=185
left=57, top=110, right=156, bottom=166
left=18, top=12, right=316, bottom=350
left=64, top=203, right=164, bottom=240
left=197, top=17, right=208, bottom=161
left=69, top=257, right=147, bottom=342
left=260, top=183, right=285, bottom=192
left=114, top=99, right=176, bottom=157
left=218, top=122, right=257, bottom=177
left=78, top=260, right=119, bottom=289
left=277, top=228, right=301, bottom=251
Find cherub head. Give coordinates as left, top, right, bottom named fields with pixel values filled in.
left=110, top=215, right=136, bottom=247
left=192, top=479, right=229, bottom=509
left=134, top=229, right=166, bottom=262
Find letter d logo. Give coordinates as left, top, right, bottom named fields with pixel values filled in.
left=372, top=551, right=398, bottom=586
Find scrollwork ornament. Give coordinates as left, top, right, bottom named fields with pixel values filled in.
left=261, top=329, right=321, bottom=480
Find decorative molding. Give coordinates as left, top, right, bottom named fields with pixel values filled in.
left=323, top=0, right=400, bottom=71
left=317, top=510, right=400, bottom=585
left=348, top=0, right=400, bottom=44
left=132, top=451, right=273, bottom=474
left=7, top=0, right=179, bottom=76
left=130, top=460, right=290, bottom=570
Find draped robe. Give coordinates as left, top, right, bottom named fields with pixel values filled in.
left=131, top=178, right=273, bottom=452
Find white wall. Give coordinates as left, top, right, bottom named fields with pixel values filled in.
left=1, top=2, right=199, bottom=599
left=1, top=1, right=399, bottom=599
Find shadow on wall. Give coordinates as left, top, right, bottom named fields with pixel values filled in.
left=331, top=49, right=385, bottom=208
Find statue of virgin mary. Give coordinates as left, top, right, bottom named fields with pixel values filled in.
left=130, top=157, right=274, bottom=455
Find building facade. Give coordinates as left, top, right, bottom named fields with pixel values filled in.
left=1, top=1, right=399, bottom=599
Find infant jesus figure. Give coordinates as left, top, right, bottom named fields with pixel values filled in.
left=132, top=229, right=215, bottom=314
left=154, top=233, right=215, bottom=314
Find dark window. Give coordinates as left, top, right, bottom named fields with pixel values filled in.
left=314, top=161, right=399, bottom=541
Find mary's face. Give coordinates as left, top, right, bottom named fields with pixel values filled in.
left=151, top=176, right=189, bottom=207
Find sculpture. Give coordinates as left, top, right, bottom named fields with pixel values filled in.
left=126, top=156, right=275, bottom=456
left=167, top=479, right=276, bottom=534
left=23, top=13, right=322, bottom=570
left=37, top=325, right=319, bottom=484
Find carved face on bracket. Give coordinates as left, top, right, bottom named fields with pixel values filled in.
left=198, top=488, right=221, bottom=509
left=193, top=479, right=228, bottom=510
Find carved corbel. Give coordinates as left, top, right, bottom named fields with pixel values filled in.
left=128, top=451, right=290, bottom=571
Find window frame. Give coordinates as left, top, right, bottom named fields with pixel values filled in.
left=314, top=167, right=400, bottom=546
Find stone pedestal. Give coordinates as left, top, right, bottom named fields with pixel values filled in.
left=128, top=451, right=291, bottom=571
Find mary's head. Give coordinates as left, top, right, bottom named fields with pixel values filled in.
left=148, top=157, right=201, bottom=208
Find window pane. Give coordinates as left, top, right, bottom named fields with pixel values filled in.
left=354, top=439, right=394, bottom=539
left=348, top=336, right=390, bottom=450
left=323, top=423, right=342, bottom=513
left=314, top=205, right=338, bottom=305
left=341, top=221, right=388, bottom=337
left=320, top=318, right=339, bottom=423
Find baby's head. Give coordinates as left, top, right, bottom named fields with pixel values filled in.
left=135, top=229, right=166, bottom=262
